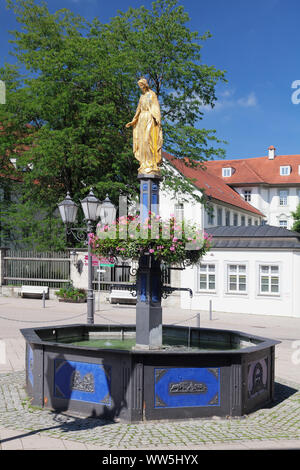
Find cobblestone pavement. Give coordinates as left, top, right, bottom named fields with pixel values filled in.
left=0, top=370, right=299, bottom=450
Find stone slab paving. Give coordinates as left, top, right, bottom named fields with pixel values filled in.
left=0, top=370, right=299, bottom=450
left=0, top=298, right=299, bottom=450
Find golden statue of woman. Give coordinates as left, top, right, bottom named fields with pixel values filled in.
left=126, top=78, right=163, bottom=176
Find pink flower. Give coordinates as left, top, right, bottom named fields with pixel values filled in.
left=170, top=246, right=175, bottom=251
left=149, top=248, right=154, bottom=253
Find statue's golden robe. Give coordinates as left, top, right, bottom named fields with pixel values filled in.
left=131, top=89, right=163, bottom=175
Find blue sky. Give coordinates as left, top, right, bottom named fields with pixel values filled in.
left=1, top=0, right=300, bottom=160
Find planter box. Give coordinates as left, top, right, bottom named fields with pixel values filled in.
left=58, top=298, right=87, bottom=303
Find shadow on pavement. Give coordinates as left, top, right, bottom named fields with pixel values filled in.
left=0, top=411, right=114, bottom=444
left=267, top=381, right=299, bottom=408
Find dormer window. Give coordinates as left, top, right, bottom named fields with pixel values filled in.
left=222, top=167, right=232, bottom=177
left=243, top=190, right=252, bottom=202
left=280, top=165, right=291, bottom=176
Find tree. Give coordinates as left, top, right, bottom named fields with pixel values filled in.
left=0, top=0, right=226, bottom=250
left=291, top=204, right=300, bottom=233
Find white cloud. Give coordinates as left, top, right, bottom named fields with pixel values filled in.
left=201, top=90, right=258, bottom=113
left=219, top=88, right=235, bottom=98
left=237, top=92, right=257, bottom=107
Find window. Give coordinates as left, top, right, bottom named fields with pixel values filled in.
left=222, top=167, right=232, bottom=177
left=279, top=220, right=287, bottom=228
left=227, top=264, right=247, bottom=293
left=175, top=203, right=184, bottom=222
left=199, top=264, right=216, bottom=291
left=279, top=190, right=288, bottom=206
left=241, top=215, right=245, bottom=226
left=259, top=265, right=279, bottom=295
left=233, top=213, right=238, bottom=226
left=207, top=206, right=214, bottom=225
left=280, top=166, right=291, bottom=176
left=248, top=218, right=252, bottom=226
left=225, top=210, right=230, bottom=226
left=243, top=190, right=252, bottom=202
left=217, top=208, right=222, bottom=226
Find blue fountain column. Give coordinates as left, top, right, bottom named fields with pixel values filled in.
left=135, top=175, right=162, bottom=349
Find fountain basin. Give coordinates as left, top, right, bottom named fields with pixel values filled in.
left=21, top=324, right=280, bottom=422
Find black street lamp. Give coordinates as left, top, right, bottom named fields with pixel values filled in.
left=58, top=189, right=116, bottom=325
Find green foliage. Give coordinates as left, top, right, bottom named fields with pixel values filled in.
left=291, top=203, right=300, bottom=233
left=55, top=284, right=87, bottom=301
left=0, top=0, right=226, bottom=250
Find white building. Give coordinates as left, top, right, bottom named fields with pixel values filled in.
left=205, top=146, right=300, bottom=229
left=161, top=152, right=264, bottom=228
left=181, top=225, right=300, bottom=318
left=160, top=152, right=300, bottom=318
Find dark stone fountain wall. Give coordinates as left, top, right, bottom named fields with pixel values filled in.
left=22, top=324, right=279, bottom=422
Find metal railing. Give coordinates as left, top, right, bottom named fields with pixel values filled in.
left=2, top=250, right=70, bottom=289
left=2, top=250, right=171, bottom=291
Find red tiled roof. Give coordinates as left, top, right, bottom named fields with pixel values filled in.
left=205, top=153, right=300, bottom=185
left=162, top=152, right=264, bottom=216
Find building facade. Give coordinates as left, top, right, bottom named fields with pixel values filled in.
left=180, top=225, right=300, bottom=318
left=205, top=146, right=300, bottom=229
left=160, top=152, right=300, bottom=317
left=161, top=152, right=264, bottom=229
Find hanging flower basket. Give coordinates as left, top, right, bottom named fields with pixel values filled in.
left=89, top=213, right=212, bottom=267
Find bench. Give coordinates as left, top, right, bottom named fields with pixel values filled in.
left=109, top=289, right=137, bottom=305
left=21, top=285, right=49, bottom=299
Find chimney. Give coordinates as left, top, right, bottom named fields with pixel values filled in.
left=268, top=145, right=275, bottom=160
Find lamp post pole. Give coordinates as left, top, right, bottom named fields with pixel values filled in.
left=86, top=220, right=94, bottom=325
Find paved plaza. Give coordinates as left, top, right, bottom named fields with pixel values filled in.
left=0, top=296, right=299, bottom=450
